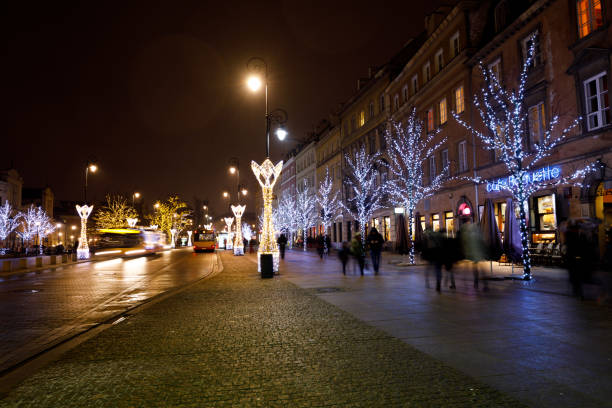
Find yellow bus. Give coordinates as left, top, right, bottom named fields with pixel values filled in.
left=193, top=229, right=216, bottom=252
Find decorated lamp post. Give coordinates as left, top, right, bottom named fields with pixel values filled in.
left=251, top=159, right=283, bottom=272
left=127, top=217, right=138, bottom=228
left=224, top=217, right=234, bottom=250
left=231, top=204, right=246, bottom=255
left=187, top=230, right=193, bottom=246
left=76, top=204, right=93, bottom=259
left=170, top=228, right=177, bottom=248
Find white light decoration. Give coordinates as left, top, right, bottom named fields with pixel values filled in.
left=452, top=32, right=598, bottom=280
left=231, top=204, right=246, bottom=255
left=170, top=228, right=177, bottom=248
left=187, top=230, right=193, bottom=246
left=204, top=223, right=212, bottom=230
left=384, top=111, right=448, bottom=264
left=251, top=158, right=283, bottom=272
left=76, top=204, right=93, bottom=259
left=342, top=146, right=385, bottom=246
left=0, top=201, right=21, bottom=255
left=223, top=217, right=234, bottom=250
left=127, top=217, right=138, bottom=228
left=296, top=180, right=317, bottom=251
left=242, top=223, right=253, bottom=241
left=316, top=168, right=341, bottom=252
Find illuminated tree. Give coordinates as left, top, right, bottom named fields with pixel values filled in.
left=94, top=195, right=138, bottom=229
left=18, top=205, right=54, bottom=255
left=385, top=112, right=448, bottom=264
left=453, top=33, right=598, bottom=279
left=148, top=196, right=188, bottom=240
left=316, top=168, right=341, bottom=251
left=0, top=201, right=21, bottom=254
left=295, top=180, right=317, bottom=251
left=342, top=146, right=385, bottom=246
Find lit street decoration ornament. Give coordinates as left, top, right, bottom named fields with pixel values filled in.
left=251, top=158, right=283, bottom=272
left=204, top=223, right=212, bottom=230
left=224, top=217, right=234, bottom=250
left=170, top=228, right=177, bottom=248
left=231, top=204, right=246, bottom=256
left=76, top=204, right=93, bottom=259
left=187, top=230, right=193, bottom=246
left=127, top=217, right=138, bottom=228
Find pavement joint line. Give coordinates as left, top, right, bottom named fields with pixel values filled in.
left=0, top=251, right=222, bottom=391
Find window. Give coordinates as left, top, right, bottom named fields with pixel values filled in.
left=402, top=85, right=408, bottom=102
left=528, top=102, right=546, bottom=146
left=359, top=110, right=365, bottom=127
left=423, top=62, right=431, bottom=82
left=577, top=0, right=603, bottom=38
left=455, top=86, right=465, bottom=113
left=351, top=116, right=356, bottom=132
left=393, top=94, right=400, bottom=111
left=488, top=58, right=502, bottom=85
left=411, top=75, right=418, bottom=95
left=458, top=140, right=468, bottom=172
left=380, top=94, right=385, bottom=112
left=369, top=101, right=374, bottom=119
left=432, top=214, right=440, bottom=231
left=439, top=98, right=447, bottom=124
left=441, top=149, right=449, bottom=175
left=445, top=211, right=454, bottom=237
left=429, top=156, right=436, bottom=181
left=369, top=134, right=376, bottom=154
left=426, top=108, right=434, bottom=132
left=383, top=216, right=390, bottom=241
left=584, top=72, right=610, bottom=130
left=435, top=49, right=444, bottom=73
left=521, top=32, right=542, bottom=68
left=450, top=31, right=460, bottom=58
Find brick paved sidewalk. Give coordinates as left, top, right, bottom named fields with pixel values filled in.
left=1, top=252, right=524, bottom=407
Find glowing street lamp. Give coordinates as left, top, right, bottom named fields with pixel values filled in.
left=84, top=162, right=97, bottom=203
left=222, top=191, right=229, bottom=198
left=241, top=188, right=248, bottom=196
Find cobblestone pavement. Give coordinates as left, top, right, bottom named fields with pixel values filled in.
left=277, top=249, right=612, bottom=408
left=1, top=251, right=523, bottom=407
left=0, top=248, right=213, bottom=374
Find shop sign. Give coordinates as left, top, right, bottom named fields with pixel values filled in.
left=486, top=165, right=561, bottom=192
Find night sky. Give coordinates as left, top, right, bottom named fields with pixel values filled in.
left=4, top=0, right=445, bottom=218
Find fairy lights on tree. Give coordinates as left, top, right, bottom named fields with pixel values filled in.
left=276, top=195, right=298, bottom=246
left=385, top=112, right=448, bottom=264
left=295, top=180, right=317, bottom=251
left=94, top=195, right=137, bottom=229
left=453, top=33, right=598, bottom=280
left=242, top=223, right=253, bottom=241
left=0, top=201, right=21, bottom=255
left=341, top=145, right=385, bottom=246
left=316, top=168, right=341, bottom=251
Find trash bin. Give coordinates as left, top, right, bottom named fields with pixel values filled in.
left=260, top=253, right=274, bottom=278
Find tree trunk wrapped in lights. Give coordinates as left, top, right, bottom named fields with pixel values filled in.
left=251, top=158, right=283, bottom=272
left=76, top=204, right=93, bottom=259
left=231, top=204, right=246, bottom=255
left=316, top=168, right=341, bottom=252
left=296, top=180, right=317, bottom=251
left=453, top=33, right=599, bottom=280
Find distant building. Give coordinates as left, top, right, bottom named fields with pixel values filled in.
left=22, top=187, right=54, bottom=218
left=0, top=169, right=23, bottom=208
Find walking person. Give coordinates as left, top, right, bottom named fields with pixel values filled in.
left=325, top=234, right=332, bottom=255
left=422, top=227, right=444, bottom=291
left=338, top=242, right=350, bottom=275
left=277, top=234, right=288, bottom=260
left=366, top=227, right=384, bottom=275
left=443, top=231, right=460, bottom=289
left=459, top=220, right=486, bottom=289
left=351, top=233, right=366, bottom=275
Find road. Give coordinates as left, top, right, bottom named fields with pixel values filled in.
left=0, top=248, right=216, bottom=374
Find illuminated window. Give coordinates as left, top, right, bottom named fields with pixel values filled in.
left=450, top=31, right=460, bottom=58
left=359, top=110, right=365, bottom=127
left=435, top=49, right=444, bottom=73
left=426, top=108, right=434, bottom=132
left=584, top=72, right=610, bottom=130
left=455, top=86, right=464, bottom=113
left=528, top=102, right=546, bottom=146
left=423, top=62, right=431, bottom=82
left=432, top=213, right=440, bottom=231
left=577, top=0, right=603, bottom=38
left=445, top=211, right=454, bottom=237
left=383, top=216, right=390, bottom=241
left=439, top=98, right=447, bottom=124
left=411, top=75, right=418, bottom=95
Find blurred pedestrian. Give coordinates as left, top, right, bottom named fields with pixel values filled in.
left=325, top=234, right=332, bottom=255
left=564, top=219, right=598, bottom=299
left=367, top=227, right=384, bottom=275
left=316, top=234, right=325, bottom=259
left=351, top=233, right=365, bottom=275
left=277, top=234, right=288, bottom=260
left=459, top=220, right=486, bottom=289
left=442, top=231, right=460, bottom=289
left=423, top=227, right=444, bottom=291
left=338, top=242, right=350, bottom=275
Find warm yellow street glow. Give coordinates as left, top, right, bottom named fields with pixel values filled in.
left=247, top=76, right=262, bottom=91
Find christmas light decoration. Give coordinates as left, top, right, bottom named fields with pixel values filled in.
left=127, top=217, right=138, bottom=228
left=452, top=33, right=598, bottom=279
left=295, top=180, right=317, bottom=251
left=187, top=230, right=193, bottom=246
left=204, top=223, right=212, bottom=230
left=76, top=204, right=93, bottom=259
left=231, top=204, right=246, bottom=255
left=0, top=201, right=21, bottom=255
left=251, top=158, right=283, bottom=272
left=342, top=145, right=385, bottom=246
left=170, top=228, right=177, bottom=248
left=316, top=168, right=341, bottom=252
left=276, top=195, right=298, bottom=247
left=224, top=217, right=234, bottom=250
left=242, top=223, right=253, bottom=241
left=385, top=112, right=448, bottom=264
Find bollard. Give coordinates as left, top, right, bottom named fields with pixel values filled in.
left=50, top=255, right=57, bottom=265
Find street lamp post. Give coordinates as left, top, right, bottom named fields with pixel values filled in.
left=84, top=162, right=97, bottom=203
